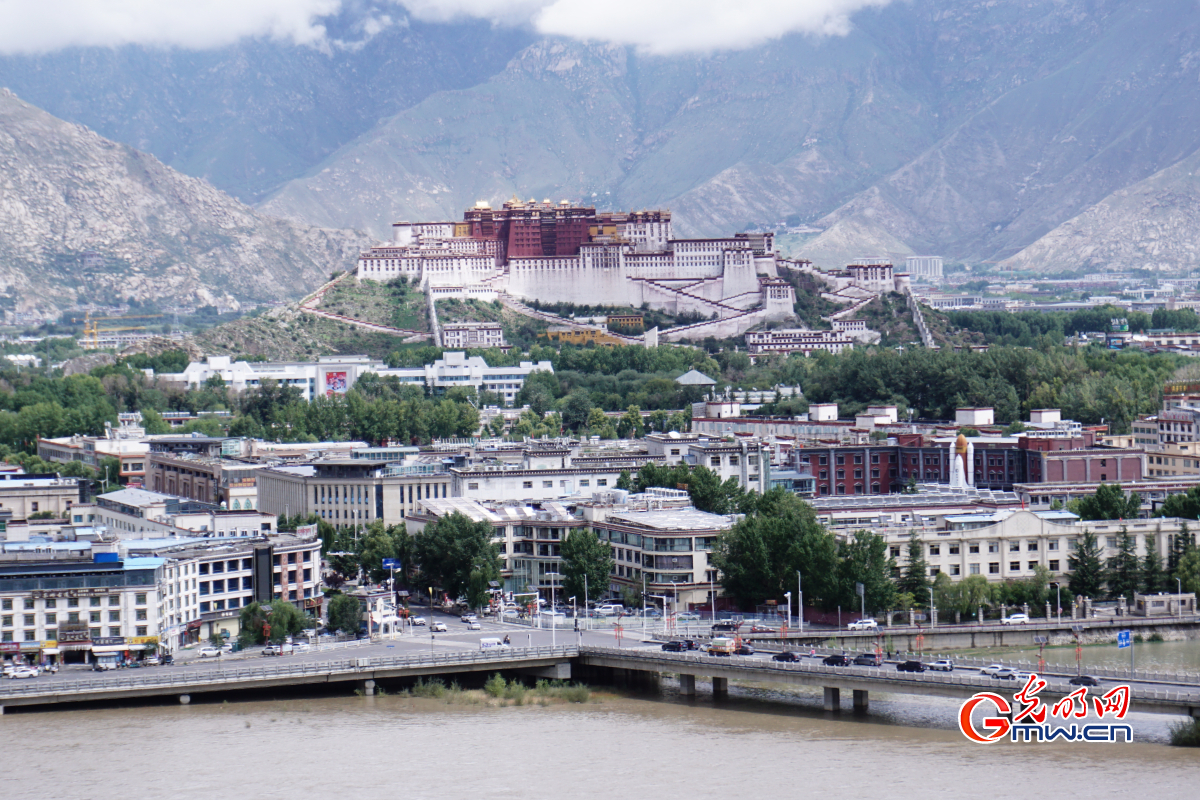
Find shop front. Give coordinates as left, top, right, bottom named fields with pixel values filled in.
left=56, top=622, right=92, bottom=665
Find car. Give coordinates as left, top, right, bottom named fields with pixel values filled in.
left=143, top=655, right=161, bottom=666
left=928, top=659, right=954, bottom=672
left=262, top=645, right=282, bottom=656
left=293, top=642, right=310, bottom=653
left=661, top=640, right=688, bottom=652
left=198, top=646, right=222, bottom=658
left=979, top=664, right=1006, bottom=677
left=847, top=618, right=878, bottom=631
left=1001, top=613, right=1030, bottom=625
left=772, top=651, right=802, bottom=663
left=853, top=653, right=883, bottom=667
left=1012, top=671, right=1035, bottom=684
left=465, top=621, right=482, bottom=630
left=8, top=666, right=38, bottom=679
left=430, top=622, right=448, bottom=632
left=161, top=653, right=174, bottom=665
left=677, top=612, right=701, bottom=621
left=822, top=654, right=851, bottom=667
left=220, top=642, right=234, bottom=652
left=897, top=660, right=926, bottom=672
left=92, top=662, right=115, bottom=671
left=501, top=609, right=519, bottom=619
left=409, top=617, right=427, bottom=626
left=711, top=621, right=740, bottom=634
left=460, top=613, right=477, bottom=623
left=1, top=664, right=15, bottom=677
left=750, top=625, right=775, bottom=633
left=734, top=643, right=755, bottom=656
left=991, top=668, right=1018, bottom=680
left=1069, top=675, right=1101, bottom=687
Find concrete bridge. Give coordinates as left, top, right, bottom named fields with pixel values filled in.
left=3, top=644, right=1199, bottom=720
left=0, top=646, right=574, bottom=712
left=575, top=647, right=1200, bottom=719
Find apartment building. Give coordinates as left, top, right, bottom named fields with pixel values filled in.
left=0, top=474, right=86, bottom=520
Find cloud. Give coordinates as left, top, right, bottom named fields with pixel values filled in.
left=0, top=0, right=342, bottom=54
left=0, top=0, right=890, bottom=56
left=404, top=0, right=892, bottom=55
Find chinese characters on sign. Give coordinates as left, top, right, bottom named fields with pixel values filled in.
left=959, top=675, right=1132, bottom=743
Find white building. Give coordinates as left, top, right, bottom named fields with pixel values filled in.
left=905, top=255, right=944, bottom=279
left=162, top=352, right=552, bottom=407
left=745, top=328, right=854, bottom=356
left=441, top=322, right=507, bottom=350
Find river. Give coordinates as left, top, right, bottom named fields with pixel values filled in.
left=3, top=679, right=1196, bottom=799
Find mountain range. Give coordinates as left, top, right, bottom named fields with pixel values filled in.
left=4, top=0, right=1200, bottom=304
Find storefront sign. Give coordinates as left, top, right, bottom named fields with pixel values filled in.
left=93, top=636, right=126, bottom=647
left=31, top=588, right=111, bottom=599
left=0, top=642, right=20, bottom=653
left=57, top=622, right=91, bottom=643
left=128, top=636, right=159, bottom=646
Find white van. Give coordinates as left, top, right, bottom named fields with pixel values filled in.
left=479, top=637, right=510, bottom=650
left=596, top=604, right=624, bottom=617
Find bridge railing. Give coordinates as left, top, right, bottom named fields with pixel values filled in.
left=0, top=645, right=579, bottom=699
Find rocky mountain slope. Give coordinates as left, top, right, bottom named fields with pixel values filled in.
left=6, top=0, right=1200, bottom=272
left=0, top=89, right=372, bottom=313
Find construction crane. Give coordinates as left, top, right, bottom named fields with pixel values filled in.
left=75, top=312, right=163, bottom=348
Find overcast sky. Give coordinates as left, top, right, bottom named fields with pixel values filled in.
left=0, top=0, right=891, bottom=56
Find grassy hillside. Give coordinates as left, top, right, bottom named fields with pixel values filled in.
left=195, top=307, right=420, bottom=361
left=856, top=293, right=987, bottom=349
left=316, top=276, right=427, bottom=331
left=436, top=298, right=550, bottom=350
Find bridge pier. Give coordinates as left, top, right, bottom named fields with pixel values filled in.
left=712, top=677, right=728, bottom=699
left=360, top=680, right=376, bottom=697
left=179, top=695, right=190, bottom=705
left=823, top=687, right=840, bottom=712
left=678, top=673, right=696, bottom=697
left=518, top=661, right=572, bottom=681
left=853, top=689, right=868, bottom=714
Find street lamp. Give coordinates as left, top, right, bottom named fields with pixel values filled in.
left=546, top=572, right=561, bottom=648
left=797, top=570, right=803, bottom=633
left=929, top=586, right=935, bottom=628
left=784, top=591, right=792, bottom=631
left=1052, top=582, right=1062, bottom=625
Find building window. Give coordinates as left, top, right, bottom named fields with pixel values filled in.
left=969, top=544, right=980, bottom=554
left=523, top=481, right=533, bottom=489
left=929, top=544, right=940, bottom=556
left=1049, top=560, right=1060, bottom=571
left=989, top=563, right=1000, bottom=574
left=969, top=564, right=980, bottom=575
left=1048, top=541, right=1058, bottom=551
left=136, top=609, right=147, bottom=621
left=136, top=626, right=148, bottom=637
left=949, top=544, right=960, bottom=555
left=89, top=611, right=100, bottom=623
left=543, top=480, right=553, bottom=488
left=135, top=593, right=147, bottom=605
left=1009, top=561, right=1020, bottom=572
left=597, top=479, right=608, bottom=487
left=108, top=611, right=120, bottom=622
left=468, top=482, right=479, bottom=490
left=950, top=565, right=960, bottom=576
left=1009, top=542, right=1020, bottom=552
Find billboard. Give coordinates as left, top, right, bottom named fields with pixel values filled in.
left=324, top=370, right=348, bottom=397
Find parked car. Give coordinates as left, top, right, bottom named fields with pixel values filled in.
left=928, top=659, right=954, bottom=672
left=8, top=666, right=39, bottom=679
left=853, top=653, right=883, bottom=667
left=1001, top=613, right=1030, bottom=625
left=262, top=644, right=282, bottom=656
left=1069, top=675, right=1101, bottom=687
left=772, top=651, right=802, bottom=663
left=750, top=625, right=775, bottom=633
left=897, top=660, right=926, bottom=673
left=677, top=612, right=701, bottom=621
left=1012, top=671, right=1035, bottom=683
left=991, top=668, right=1018, bottom=680
left=430, top=621, right=448, bottom=632
left=501, top=610, right=519, bottom=619
left=460, top=613, right=477, bottom=623
left=198, top=647, right=222, bottom=658
left=410, top=617, right=427, bottom=626
left=822, top=654, right=851, bottom=667
left=711, top=621, right=741, bottom=634
left=848, top=618, right=878, bottom=631
left=293, top=642, right=311, bottom=653
left=143, top=655, right=161, bottom=666
left=161, top=653, right=175, bottom=665
left=661, top=640, right=688, bottom=652
left=979, top=664, right=1007, bottom=676
left=465, top=621, right=482, bottom=630
left=735, top=643, right=755, bottom=656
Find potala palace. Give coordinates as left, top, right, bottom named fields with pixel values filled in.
left=355, top=198, right=803, bottom=340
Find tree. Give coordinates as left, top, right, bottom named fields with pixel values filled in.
left=1169, top=522, right=1195, bottom=576
left=357, top=521, right=409, bottom=584
left=836, top=530, right=897, bottom=614
left=710, top=489, right=839, bottom=610
left=1106, top=526, right=1140, bottom=602
left=1178, top=548, right=1200, bottom=596
left=1068, top=530, right=1106, bottom=599
left=327, top=593, right=363, bottom=635
left=1075, top=483, right=1141, bottom=521
left=560, top=529, right=613, bottom=605
left=615, top=470, right=633, bottom=491
left=266, top=600, right=309, bottom=642
left=561, top=391, right=593, bottom=432
left=617, top=406, right=644, bottom=439
left=898, top=531, right=930, bottom=600
left=237, top=602, right=270, bottom=647
left=140, top=408, right=172, bottom=435
left=1159, top=487, right=1200, bottom=520
left=1141, top=533, right=1167, bottom=594
left=413, top=512, right=501, bottom=602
